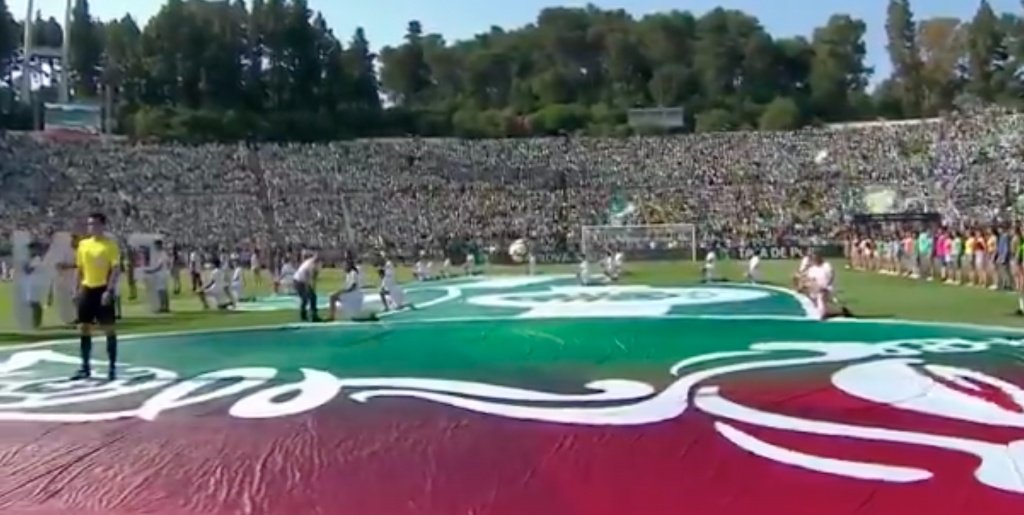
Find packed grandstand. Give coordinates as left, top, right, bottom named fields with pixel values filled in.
left=2, top=107, right=1020, bottom=261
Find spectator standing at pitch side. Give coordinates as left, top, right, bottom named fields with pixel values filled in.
left=293, top=250, right=321, bottom=322
left=72, top=213, right=122, bottom=381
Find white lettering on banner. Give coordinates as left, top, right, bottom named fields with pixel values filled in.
left=2, top=337, right=1024, bottom=493
left=468, top=286, right=770, bottom=318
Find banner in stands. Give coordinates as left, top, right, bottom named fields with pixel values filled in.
left=490, top=244, right=843, bottom=265
left=852, top=212, right=941, bottom=225
left=722, top=244, right=843, bottom=260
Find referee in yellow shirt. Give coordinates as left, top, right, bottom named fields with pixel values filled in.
left=72, top=212, right=121, bottom=381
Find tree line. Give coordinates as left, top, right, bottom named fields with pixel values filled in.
left=0, top=0, right=1020, bottom=141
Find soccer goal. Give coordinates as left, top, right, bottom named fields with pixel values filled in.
left=580, top=224, right=697, bottom=262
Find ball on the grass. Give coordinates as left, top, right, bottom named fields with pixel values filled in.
left=508, top=239, right=528, bottom=263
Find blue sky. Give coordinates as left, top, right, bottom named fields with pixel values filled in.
left=9, top=0, right=1019, bottom=83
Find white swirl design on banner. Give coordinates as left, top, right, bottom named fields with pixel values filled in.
left=1, top=337, right=1024, bottom=493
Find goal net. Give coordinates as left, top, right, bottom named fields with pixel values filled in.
left=581, top=224, right=697, bottom=262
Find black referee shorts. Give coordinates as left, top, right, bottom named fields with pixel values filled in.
left=77, top=286, right=116, bottom=325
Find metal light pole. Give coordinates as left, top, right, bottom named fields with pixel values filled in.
left=60, top=0, right=71, bottom=103
left=20, top=0, right=33, bottom=103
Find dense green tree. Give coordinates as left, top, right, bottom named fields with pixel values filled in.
left=917, top=17, right=967, bottom=115
left=32, top=14, right=63, bottom=48
left=885, top=0, right=923, bottom=117
left=0, top=0, right=16, bottom=84
left=4, top=0, right=1022, bottom=139
left=809, top=15, right=872, bottom=121
left=379, top=20, right=432, bottom=106
left=345, top=27, right=381, bottom=112
left=69, top=0, right=103, bottom=97
left=759, top=97, right=802, bottom=130
left=101, top=15, right=142, bottom=113
left=966, top=0, right=1007, bottom=101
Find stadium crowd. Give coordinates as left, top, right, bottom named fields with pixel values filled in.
left=1, top=107, right=1021, bottom=262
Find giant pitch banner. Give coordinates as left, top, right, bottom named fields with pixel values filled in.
left=0, top=286, right=1022, bottom=514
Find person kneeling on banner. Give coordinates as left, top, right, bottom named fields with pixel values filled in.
left=440, top=257, right=452, bottom=279
left=702, top=248, right=718, bottom=283
left=578, top=258, right=609, bottom=286
left=198, top=258, right=232, bottom=311
left=330, top=259, right=364, bottom=320
left=577, top=258, right=591, bottom=285
left=230, top=258, right=247, bottom=305
left=746, top=253, right=761, bottom=283
left=602, top=251, right=620, bottom=282
left=276, top=257, right=297, bottom=295
left=803, top=255, right=851, bottom=319
left=377, top=257, right=407, bottom=311
left=415, top=251, right=433, bottom=281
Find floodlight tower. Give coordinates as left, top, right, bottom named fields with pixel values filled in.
left=19, top=0, right=33, bottom=103
left=19, top=0, right=71, bottom=104
left=60, top=0, right=71, bottom=103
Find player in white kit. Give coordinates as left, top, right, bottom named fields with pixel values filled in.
left=577, top=258, right=592, bottom=285
left=415, top=251, right=431, bottom=281
left=188, top=250, right=202, bottom=292
left=378, top=258, right=407, bottom=311
left=145, top=240, right=171, bottom=313
left=793, top=252, right=813, bottom=291
left=804, top=255, right=850, bottom=319
left=527, top=252, right=537, bottom=275
left=804, top=255, right=834, bottom=319
left=746, top=254, right=761, bottom=283
left=54, top=236, right=79, bottom=324
left=230, top=259, right=245, bottom=306
left=250, top=250, right=263, bottom=287
left=603, top=251, right=619, bottom=282
left=23, top=245, right=47, bottom=328
left=330, top=260, right=364, bottom=320
left=440, top=257, right=452, bottom=279
left=276, top=258, right=297, bottom=294
left=198, top=258, right=230, bottom=310
left=702, top=249, right=717, bottom=283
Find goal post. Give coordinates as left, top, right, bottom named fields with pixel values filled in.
left=580, top=224, right=698, bottom=262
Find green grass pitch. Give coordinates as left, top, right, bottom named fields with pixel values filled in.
left=1, top=258, right=1021, bottom=344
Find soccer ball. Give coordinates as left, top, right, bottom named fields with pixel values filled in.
left=508, top=239, right=528, bottom=263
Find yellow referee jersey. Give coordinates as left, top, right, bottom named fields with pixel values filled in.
left=76, top=236, right=120, bottom=288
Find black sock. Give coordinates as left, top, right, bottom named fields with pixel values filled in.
left=106, top=334, right=118, bottom=370
left=80, top=335, right=93, bottom=373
